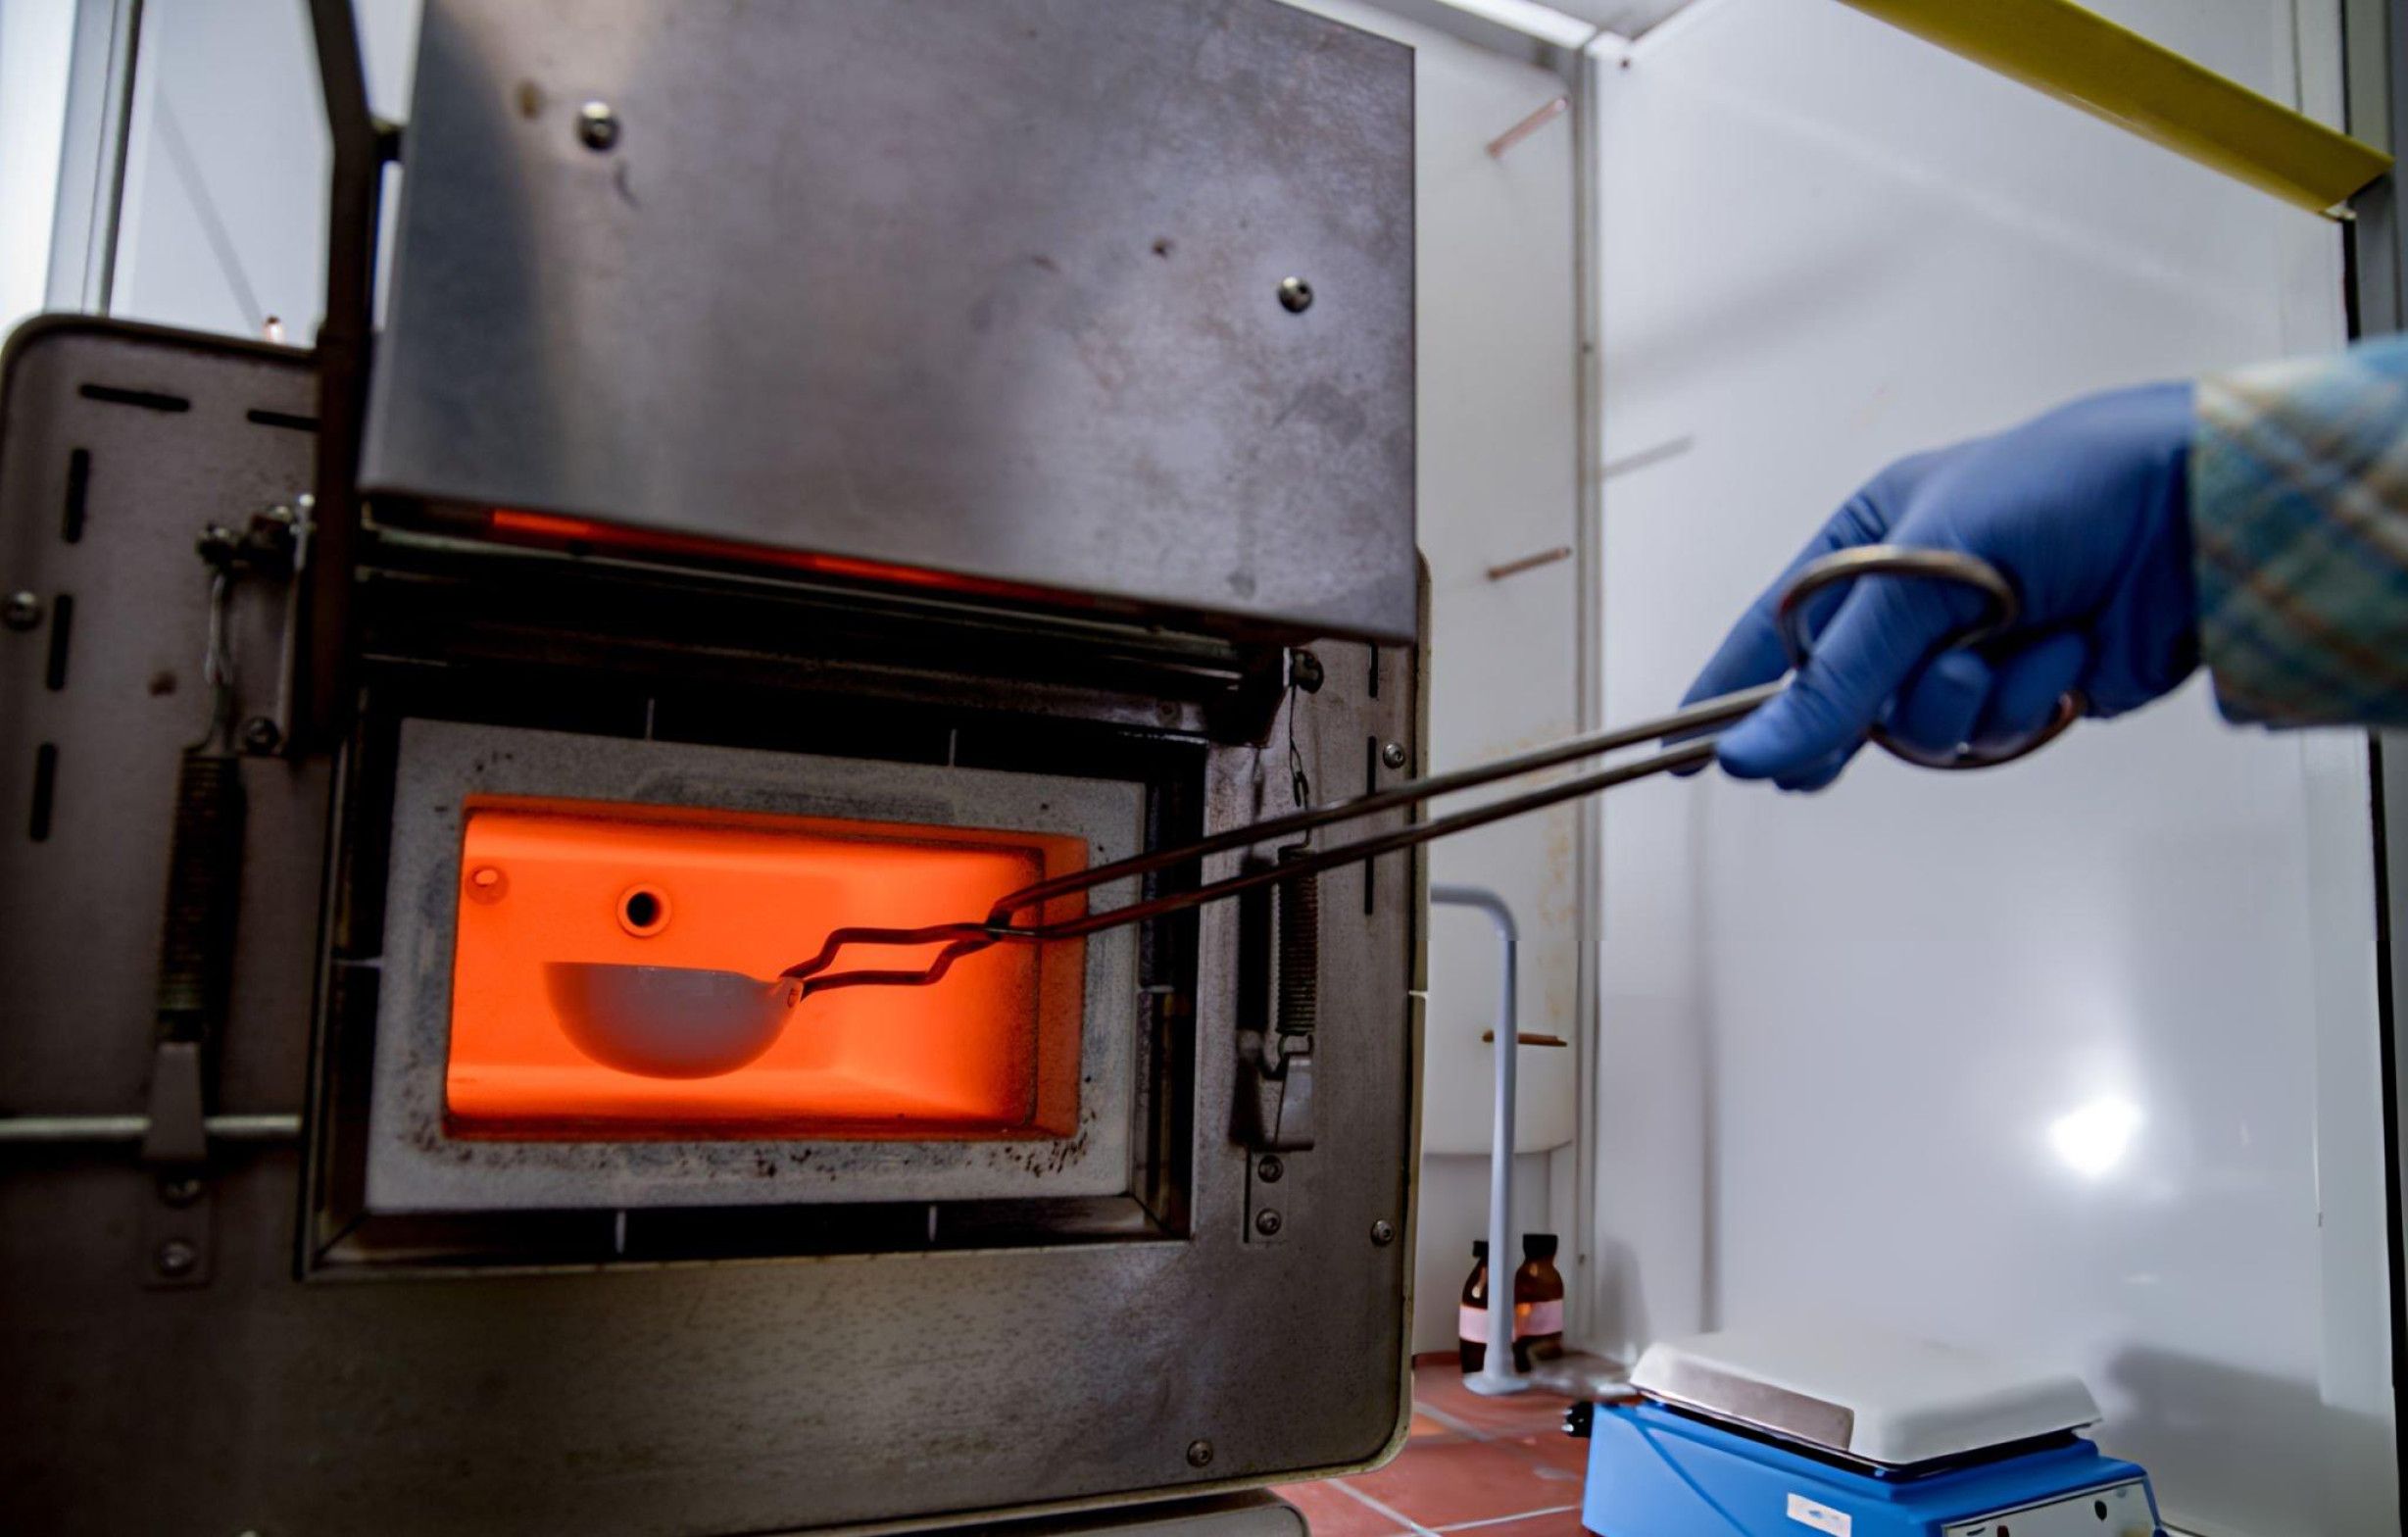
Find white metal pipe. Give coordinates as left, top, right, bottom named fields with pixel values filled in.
left=1431, top=883, right=1528, bottom=1396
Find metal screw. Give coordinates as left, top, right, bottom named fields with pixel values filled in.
left=1255, top=1155, right=1284, bottom=1184
left=1277, top=276, right=1314, bottom=314
left=155, top=1239, right=198, bottom=1277
left=1253, top=1208, right=1283, bottom=1237
left=1381, top=741, right=1407, bottom=770
left=1370, top=1218, right=1397, bottom=1246
left=3, top=591, right=41, bottom=630
left=577, top=100, right=621, bottom=151
left=196, top=524, right=238, bottom=565
left=158, top=1174, right=203, bottom=1208
left=1185, top=1439, right=1214, bottom=1468
left=1288, top=648, right=1324, bottom=694
left=241, top=717, right=283, bottom=755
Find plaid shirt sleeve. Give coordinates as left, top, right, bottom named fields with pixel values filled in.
left=2190, top=333, right=2408, bottom=727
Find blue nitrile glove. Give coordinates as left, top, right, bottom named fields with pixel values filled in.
left=1681, top=381, right=2199, bottom=790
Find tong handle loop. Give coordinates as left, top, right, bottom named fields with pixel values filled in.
left=1772, top=545, right=2083, bottom=771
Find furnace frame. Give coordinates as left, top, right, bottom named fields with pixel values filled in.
left=0, top=0, right=1426, bottom=1523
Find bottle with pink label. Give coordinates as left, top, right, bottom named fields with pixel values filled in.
left=1513, top=1232, right=1564, bottom=1370
left=1456, top=1240, right=1491, bottom=1373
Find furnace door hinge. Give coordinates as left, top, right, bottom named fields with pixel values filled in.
left=1236, top=850, right=1319, bottom=1155
left=138, top=1037, right=217, bottom=1289
left=135, top=743, right=248, bottom=1287
left=195, top=497, right=310, bottom=758
left=1237, top=1029, right=1315, bottom=1154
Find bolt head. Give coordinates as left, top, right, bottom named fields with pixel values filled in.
left=241, top=718, right=283, bottom=754
left=155, top=1238, right=198, bottom=1277
left=1277, top=276, right=1314, bottom=314
left=577, top=100, right=621, bottom=151
left=2, top=591, right=41, bottom=630
left=1288, top=649, right=1324, bottom=694
left=1185, top=1439, right=1214, bottom=1468
left=1253, top=1208, right=1283, bottom=1237
left=1381, top=741, right=1407, bottom=770
left=1255, top=1155, right=1284, bottom=1184
left=1371, top=1218, right=1397, bottom=1246
left=158, top=1174, right=203, bottom=1208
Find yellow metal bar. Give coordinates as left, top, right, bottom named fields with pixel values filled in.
left=1836, top=0, right=2392, bottom=215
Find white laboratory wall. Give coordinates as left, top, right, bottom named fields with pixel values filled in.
left=1292, top=0, right=1587, bottom=1355
left=1591, top=2, right=2394, bottom=1534
left=0, top=0, right=74, bottom=339
left=1566, top=0, right=2329, bottom=55
left=105, top=0, right=417, bottom=339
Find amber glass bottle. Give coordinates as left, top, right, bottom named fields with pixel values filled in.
left=1513, top=1232, right=1565, bottom=1370
left=1457, top=1240, right=1490, bottom=1373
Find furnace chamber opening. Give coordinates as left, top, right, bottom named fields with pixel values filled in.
left=444, top=797, right=1090, bottom=1140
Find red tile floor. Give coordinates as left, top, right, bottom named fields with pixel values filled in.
left=1276, top=1355, right=1592, bottom=1537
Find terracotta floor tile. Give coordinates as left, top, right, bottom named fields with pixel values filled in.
left=1286, top=1358, right=1591, bottom=1537
left=1478, top=1401, right=1583, bottom=1437
left=1436, top=1507, right=1590, bottom=1537
left=1341, top=1436, right=1574, bottom=1529
left=1411, top=1380, right=1579, bottom=1440
left=1413, top=1363, right=1566, bottom=1406
left=1520, top=1460, right=1588, bottom=1497
left=1408, top=1365, right=1485, bottom=1409
left=1274, top=1479, right=1410, bottom=1537
left=1404, top=1398, right=1487, bottom=1441
left=1495, top=1429, right=1592, bottom=1475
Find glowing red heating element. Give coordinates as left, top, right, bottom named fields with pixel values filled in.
left=483, top=508, right=1088, bottom=607
left=446, top=797, right=1088, bottom=1140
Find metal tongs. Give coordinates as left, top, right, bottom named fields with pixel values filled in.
left=552, top=547, right=2079, bottom=1075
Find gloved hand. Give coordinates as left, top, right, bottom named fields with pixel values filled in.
left=1682, top=381, right=2200, bottom=790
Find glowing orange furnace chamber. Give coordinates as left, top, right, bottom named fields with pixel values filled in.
left=445, top=797, right=1089, bottom=1140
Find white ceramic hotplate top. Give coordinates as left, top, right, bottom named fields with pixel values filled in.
left=1630, top=1324, right=2102, bottom=1468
